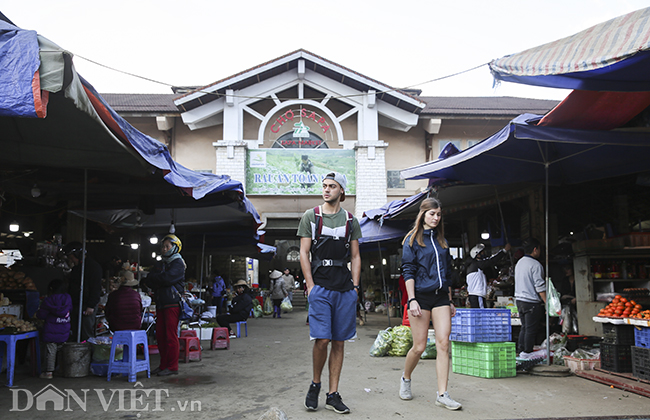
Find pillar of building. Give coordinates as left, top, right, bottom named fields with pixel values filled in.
left=354, top=141, right=388, bottom=219
left=213, top=141, right=248, bottom=188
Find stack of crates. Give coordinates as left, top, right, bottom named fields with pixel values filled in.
left=450, top=309, right=515, bottom=378
left=631, top=326, right=650, bottom=381
left=601, top=324, right=634, bottom=373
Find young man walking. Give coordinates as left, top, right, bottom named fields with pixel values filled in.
left=298, top=172, right=362, bottom=414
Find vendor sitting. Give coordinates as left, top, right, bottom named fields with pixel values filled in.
left=105, top=271, right=143, bottom=332
left=217, top=279, right=253, bottom=338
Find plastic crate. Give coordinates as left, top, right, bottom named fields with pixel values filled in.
left=602, top=323, right=635, bottom=345
left=563, top=356, right=601, bottom=373
left=631, top=346, right=650, bottom=381
left=634, top=326, right=650, bottom=349
left=600, top=343, right=633, bottom=373
left=566, top=335, right=602, bottom=352
left=451, top=341, right=516, bottom=378
left=450, top=308, right=512, bottom=343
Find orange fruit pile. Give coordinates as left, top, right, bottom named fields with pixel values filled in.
left=597, top=295, right=643, bottom=318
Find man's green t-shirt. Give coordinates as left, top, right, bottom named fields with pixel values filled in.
left=297, top=207, right=362, bottom=291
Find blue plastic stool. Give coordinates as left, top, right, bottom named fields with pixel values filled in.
left=0, top=331, right=40, bottom=387
left=235, top=321, right=247, bottom=338
left=107, top=330, right=150, bottom=382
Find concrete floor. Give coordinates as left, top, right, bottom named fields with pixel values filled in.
left=2, top=310, right=650, bottom=419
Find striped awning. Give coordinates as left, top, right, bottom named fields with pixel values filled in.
left=489, top=7, right=650, bottom=91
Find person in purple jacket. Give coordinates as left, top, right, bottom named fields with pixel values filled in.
left=36, top=279, right=72, bottom=379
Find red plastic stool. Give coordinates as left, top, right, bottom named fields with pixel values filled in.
left=210, top=327, right=230, bottom=350
left=178, top=336, right=202, bottom=363
left=180, top=330, right=197, bottom=338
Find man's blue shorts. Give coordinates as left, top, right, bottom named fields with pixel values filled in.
left=308, top=285, right=357, bottom=341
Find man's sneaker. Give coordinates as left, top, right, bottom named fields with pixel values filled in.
left=399, top=377, right=412, bottom=400
left=325, top=391, right=350, bottom=414
left=435, top=392, right=462, bottom=410
left=305, top=382, right=320, bottom=411
left=518, top=351, right=534, bottom=359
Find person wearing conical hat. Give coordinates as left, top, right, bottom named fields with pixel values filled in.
left=217, top=279, right=253, bottom=338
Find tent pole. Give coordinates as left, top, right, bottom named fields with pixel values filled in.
left=545, top=163, right=551, bottom=365
left=378, top=242, right=391, bottom=327
left=199, top=233, right=206, bottom=301
left=494, top=186, right=514, bottom=267
left=77, top=169, right=88, bottom=343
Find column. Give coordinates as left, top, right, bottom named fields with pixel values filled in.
left=354, top=141, right=388, bottom=219
left=213, top=141, right=248, bottom=189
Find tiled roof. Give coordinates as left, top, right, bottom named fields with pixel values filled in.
left=101, top=93, right=179, bottom=113
left=420, top=96, right=559, bottom=116
left=101, top=93, right=560, bottom=118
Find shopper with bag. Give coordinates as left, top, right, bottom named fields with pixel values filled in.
left=514, top=238, right=547, bottom=359
left=144, top=234, right=185, bottom=376
left=269, top=269, right=288, bottom=318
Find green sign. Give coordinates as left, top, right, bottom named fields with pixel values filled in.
left=246, top=149, right=356, bottom=195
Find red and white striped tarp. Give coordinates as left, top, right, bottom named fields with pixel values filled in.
left=490, top=7, right=650, bottom=77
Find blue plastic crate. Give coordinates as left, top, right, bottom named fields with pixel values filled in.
left=450, top=308, right=512, bottom=342
left=635, top=326, right=650, bottom=349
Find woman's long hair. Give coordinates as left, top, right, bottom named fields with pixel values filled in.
left=402, top=197, right=448, bottom=249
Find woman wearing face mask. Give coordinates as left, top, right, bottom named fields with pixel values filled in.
left=398, top=198, right=461, bottom=410
left=144, top=234, right=185, bottom=376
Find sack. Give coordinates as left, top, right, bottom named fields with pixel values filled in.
left=280, top=296, right=293, bottom=313
left=421, top=341, right=437, bottom=359
left=369, top=328, right=394, bottom=357
left=387, top=325, right=413, bottom=357
left=547, top=280, right=562, bottom=317
left=179, top=298, right=193, bottom=321
left=263, top=296, right=274, bottom=315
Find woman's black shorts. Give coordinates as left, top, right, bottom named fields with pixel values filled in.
left=415, top=289, right=450, bottom=311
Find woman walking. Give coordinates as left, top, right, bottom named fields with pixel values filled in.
left=399, top=198, right=461, bottom=410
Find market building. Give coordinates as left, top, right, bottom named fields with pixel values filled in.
left=103, top=49, right=558, bottom=287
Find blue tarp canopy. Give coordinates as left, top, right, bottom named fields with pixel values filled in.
left=0, top=19, right=266, bottom=252
left=489, top=7, right=650, bottom=92
left=400, top=114, right=650, bottom=186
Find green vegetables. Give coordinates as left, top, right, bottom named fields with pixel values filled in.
left=388, top=326, right=413, bottom=357
left=369, top=326, right=428, bottom=358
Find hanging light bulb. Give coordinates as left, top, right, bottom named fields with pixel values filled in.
left=481, top=230, right=490, bottom=240
left=156, top=255, right=162, bottom=261
left=130, top=243, right=139, bottom=250
left=151, top=252, right=156, bottom=258
left=169, top=220, right=176, bottom=234
left=31, top=184, right=41, bottom=198
left=9, top=221, right=19, bottom=232
left=382, top=258, right=387, bottom=265
left=149, top=235, right=158, bottom=245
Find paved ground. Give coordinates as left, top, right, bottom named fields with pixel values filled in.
left=2, top=309, right=650, bottom=419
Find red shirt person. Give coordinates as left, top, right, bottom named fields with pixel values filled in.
left=105, top=271, right=143, bottom=331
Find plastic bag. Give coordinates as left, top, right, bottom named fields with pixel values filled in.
left=253, top=305, right=263, bottom=318
left=388, top=325, right=413, bottom=357
left=553, top=346, right=570, bottom=365
left=541, top=332, right=567, bottom=351
left=546, top=280, right=562, bottom=317
left=421, top=341, right=437, bottom=359
left=263, top=296, right=274, bottom=315
left=369, top=328, right=394, bottom=357
left=560, top=305, right=578, bottom=334
left=280, top=296, right=293, bottom=313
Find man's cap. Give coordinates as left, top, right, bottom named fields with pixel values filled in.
left=324, top=172, right=347, bottom=201
left=470, top=243, right=486, bottom=259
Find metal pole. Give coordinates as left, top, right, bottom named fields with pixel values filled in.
left=377, top=242, right=391, bottom=327
left=199, top=233, right=206, bottom=301
left=77, top=169, right=88, bottom=343
left=545, top=163, right=551, bottom=365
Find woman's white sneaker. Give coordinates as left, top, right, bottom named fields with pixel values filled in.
left=399, top=377, right=412, bottom=400
left=435, top=392, right=461, bottom=410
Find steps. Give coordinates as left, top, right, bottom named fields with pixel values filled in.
left=292, top=292, right=307, bottom=308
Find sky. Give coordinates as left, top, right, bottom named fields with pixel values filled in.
left=3, top=1, right=650, bottom=100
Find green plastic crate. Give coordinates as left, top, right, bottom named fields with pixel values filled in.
left=451, top=341, right=516, bottom=378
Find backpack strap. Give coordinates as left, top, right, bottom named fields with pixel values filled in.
left=313, top=206, right=323, bottom=243
left=344, top=210, right=353, bottom=245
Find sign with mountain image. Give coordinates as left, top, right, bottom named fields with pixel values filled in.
left=246, top=149, right=355, bottom=195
